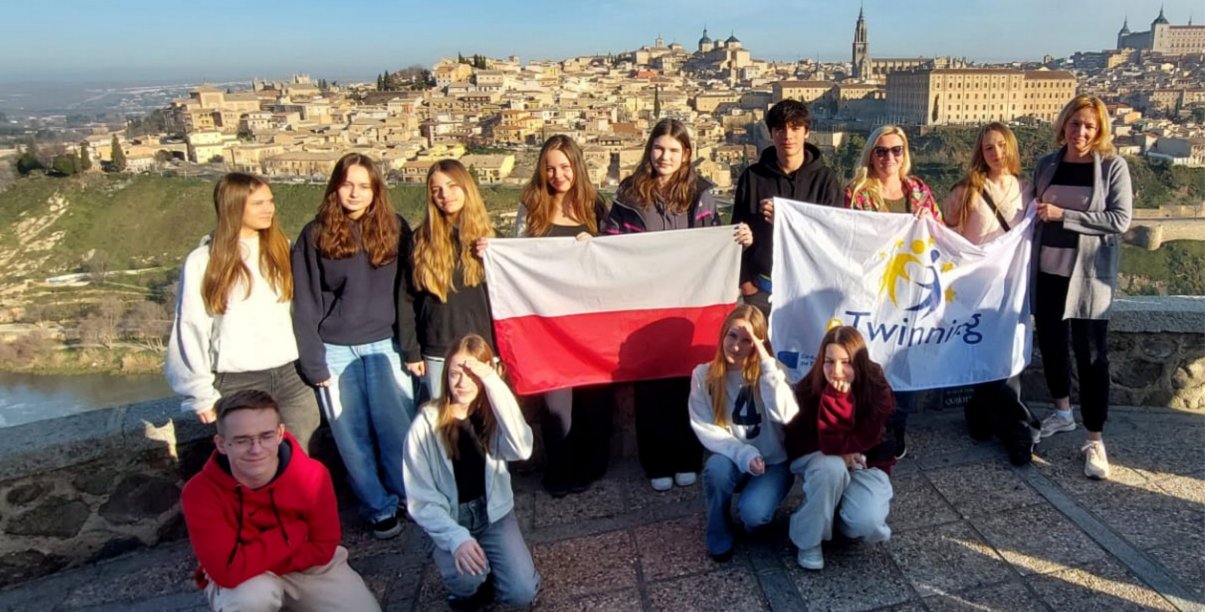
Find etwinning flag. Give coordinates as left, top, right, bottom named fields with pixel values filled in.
left=770, top=197, right=1034, bottom=391
left=483, top=227, right=741, bottom=395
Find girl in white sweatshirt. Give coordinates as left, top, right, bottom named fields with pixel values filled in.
left=165, top=172, right=319, bottom=451
left=688, top=304, right=798, bottom=561
left=402, top=334, right=539, bottom=608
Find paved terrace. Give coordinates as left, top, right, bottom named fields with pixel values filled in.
left=0, top=402, right=1201, bottom=612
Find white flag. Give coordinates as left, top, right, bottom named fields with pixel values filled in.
left=770, top=197, right=1033, bottom=391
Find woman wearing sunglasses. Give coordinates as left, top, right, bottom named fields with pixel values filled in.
left=844, top=125, right=941, bottom=219
left=841, top=125, right=941, bottom=462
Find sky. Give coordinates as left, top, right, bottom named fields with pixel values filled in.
left=2, top=0, right=1200, bottom=84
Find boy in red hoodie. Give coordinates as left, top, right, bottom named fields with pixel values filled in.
left=182, top=389, right=379, bottom=611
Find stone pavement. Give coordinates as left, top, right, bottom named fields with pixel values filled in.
left=0, top=403, right=1201, bottom=612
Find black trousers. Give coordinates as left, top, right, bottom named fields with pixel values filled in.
left=541, top=384, right=614, bottom=488
left=634, top=377, right=703, bottom=478
left=965, top=375, right=1040, bottom=465
left=1034, top=272, right=1110, bottom=433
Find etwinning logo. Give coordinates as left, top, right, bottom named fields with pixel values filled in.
left=878, top=237, right=957, bottom=318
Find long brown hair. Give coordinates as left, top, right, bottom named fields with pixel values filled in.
left=616, top=118, right=697, bottom=214
left=521, top=135, right=598, bottom=236
left=436, top=334, right=500, bottom=460
left=845, top=125, right=913, bottom=212
left=704, top=305, right=772, bottom=428
left=950, top=122, right=1021, bottom=230
left=311, top=153, right=399, bottom=267
left=413, top=159, right=494, bottom=302
left=794, top=326, right=893, bottom=424
left=201, top=172, right=292, bottom=315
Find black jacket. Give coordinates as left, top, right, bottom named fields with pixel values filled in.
left=730, top=144, right=841, bottom=287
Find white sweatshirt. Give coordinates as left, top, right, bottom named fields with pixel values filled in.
left=164, top=237, right=299, bottom=414
left=688, top=358, right=799, bottom=472
left=403, top=373, right=534, bottom=554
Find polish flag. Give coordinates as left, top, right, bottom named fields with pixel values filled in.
left=483, top=227, right=741, bottom=395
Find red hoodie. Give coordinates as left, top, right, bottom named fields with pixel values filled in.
left=181, top=432, right=340, bottom=589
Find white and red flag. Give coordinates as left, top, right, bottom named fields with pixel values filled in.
left=482, top=227, right=741, bottom=395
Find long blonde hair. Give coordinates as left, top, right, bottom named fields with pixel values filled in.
left=413, top=159, right=494, bottom=302
left=1054, top=94, right=1114, bottom=157
left=436, top=334, right=500, bottom=460
left=521, top=135, right=599, bottom=236
left=704, top=305, right=772, bottom=428
left=846, top=125, right=913, bottom=212
left=951, top=122, right=1021, bottom=230
left=201, top=173, right=292, bottom=315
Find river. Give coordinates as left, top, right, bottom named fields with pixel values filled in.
left=0, top=371, right=174, bottom=428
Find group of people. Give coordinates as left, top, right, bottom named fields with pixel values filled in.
left=166, top=92, right=1130, bottom=610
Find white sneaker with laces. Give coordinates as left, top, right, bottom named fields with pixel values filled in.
left=1082, top=440, right=1110, bottom=480
left=1039, top=412, right=1076, bottom=439
left=650, top=477, right=673, bottom=492
left=674, top=472, right=697, bottom=487
left=796, top=545, right=824, bottom=570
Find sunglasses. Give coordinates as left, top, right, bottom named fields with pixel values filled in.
left=873, top=146, right=905, bottom=158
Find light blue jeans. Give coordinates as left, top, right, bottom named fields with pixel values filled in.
left=788, top=451, right=893, bottom=550
left=432, top=501, right=540, bottom=607
left=424, top=355, right=446, bottom=401
left=318, top=339, right=416, bottom=522
left=702, top=454, right=794, bottom=555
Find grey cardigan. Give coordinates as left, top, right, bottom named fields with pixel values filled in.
left=1030, top=148, right=1133, bottom=320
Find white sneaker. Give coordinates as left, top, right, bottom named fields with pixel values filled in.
left=796, top=545, right=824, bottom=570
left=650, top=477, right=673, bottom=492
left=1039, top=412, right=1076, bottom=439
left=1082, top=440, right=1110, bottom=480
left=1030, top=425, right=1042, bottom=446
left=674, top=472, right=698, bottom=487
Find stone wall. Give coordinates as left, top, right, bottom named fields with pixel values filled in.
left=0, top=297, right=1200, bottom=588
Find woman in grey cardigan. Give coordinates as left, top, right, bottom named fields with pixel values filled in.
left=1030, top=95, right=1132, bottom=480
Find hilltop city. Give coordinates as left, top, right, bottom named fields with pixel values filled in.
left=2, top=8, right=1204, bottom=191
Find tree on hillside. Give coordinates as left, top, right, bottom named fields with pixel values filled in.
left=109, top=135, right=127, bottom=172
left=78, top=142, right=92, bottom=171
left=51, top=153, right=81, bottom=176
left=16, top=143, right=43, bottom=175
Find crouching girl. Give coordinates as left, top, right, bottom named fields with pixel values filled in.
left=785, top=326, right=896, bottom=570
left=402, top=334, right=540, bottom=607
left=689, top=305, right=797, bottom=562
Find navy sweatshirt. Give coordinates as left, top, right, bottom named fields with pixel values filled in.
left=291, top=215, right=421, bottom=384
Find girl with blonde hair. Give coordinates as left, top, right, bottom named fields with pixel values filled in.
left=166, top=172, right=320, bottom=451
left=412, top=159, right=497, bottom=394
left=688, top=305, right=797, bottom=561
left=403, top=334, right=539, bottom=608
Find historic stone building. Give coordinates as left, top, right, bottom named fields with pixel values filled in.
left=848, top=7, right=966, bottom=82
left=1117, top=8, right=1205, bottom=56
left=886, top=69, right=1076, bottom=126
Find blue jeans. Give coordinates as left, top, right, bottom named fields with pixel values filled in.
left=889, top=390, right=918, bottom=430
left=432, top=501, right=540, bottom=607
left=702, top=454, right=794, bottom=555
left=423, top=355, right=446, bottom=401
left=318, top=339, right=416, bottom=522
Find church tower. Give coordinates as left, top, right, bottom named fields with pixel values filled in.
left=852, top=5, right=870, bottom=79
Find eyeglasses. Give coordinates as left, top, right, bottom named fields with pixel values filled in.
left=227, top=432, right=281, bottom=451
left=873, top=146, right=905, bottom=159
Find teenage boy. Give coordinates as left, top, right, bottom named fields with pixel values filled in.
left=182, top=390, right=380, bottom=611
left=731, top=99, right=841, bottom=315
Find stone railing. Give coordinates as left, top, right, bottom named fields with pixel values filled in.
left=0, top=296, right=1200, bottom=587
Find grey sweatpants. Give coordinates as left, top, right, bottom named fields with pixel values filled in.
left=788, top=451, right=893, bottom=550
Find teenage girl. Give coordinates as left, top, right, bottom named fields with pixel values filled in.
left=517, top=134, right=613, bottom=497
left=403, top=334, right=540, bottom=608
left=785, top=326, right=896, bottom=571
left=166, top=172, right=320, bottom=451
left=411, top=159, right=496, bottom=395
left=606, top=118, right=753, bottom=491
left=688, top=305, right=797, bottom=561
left=292, top=153, right=420, bottom=539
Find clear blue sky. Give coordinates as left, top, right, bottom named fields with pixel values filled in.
left=3, top=0, right=1200, bottom=83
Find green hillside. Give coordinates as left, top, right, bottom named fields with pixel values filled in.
left=0, top=174, right=521, bottom=277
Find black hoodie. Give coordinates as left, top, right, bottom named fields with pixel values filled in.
left=730, top=143, right=841, bottom=288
